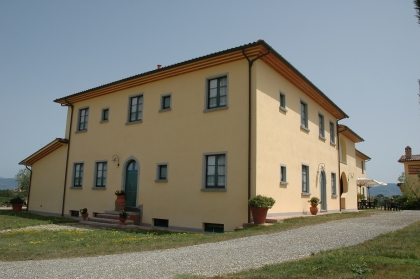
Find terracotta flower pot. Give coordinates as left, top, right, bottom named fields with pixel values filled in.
left=119, top=217, right=126, bottom=225
left=81, top=213, right=89, bottom=221
left=115, top=195, right=126, bottom=211
left=12, top=204, right=23, bottom=212
left=251, top=207, right=269, bottom=224
left=309, top=204, right=318, bottom=215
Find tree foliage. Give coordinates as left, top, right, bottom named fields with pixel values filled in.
left=415, top=0, right=420, bottom=25
left=14, top=168, right=30, bottom=198
left=398, top=171, right=420, bottom=198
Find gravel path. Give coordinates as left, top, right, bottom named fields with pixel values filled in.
left=1, top=211, right=420, bottom=279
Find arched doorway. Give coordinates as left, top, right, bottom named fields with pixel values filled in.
left=320, top=171, right=327, bottom=210
left=125, top=160, right=138, bottom=207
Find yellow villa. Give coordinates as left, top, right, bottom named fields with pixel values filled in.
left=19, top=40, right=370, bottom=232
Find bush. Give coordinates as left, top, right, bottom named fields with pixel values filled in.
left=402, top=197, right=420, bottom=210
left=10, top=197, right=24, bottom=205
left=249, top=195, right=275, bottom=209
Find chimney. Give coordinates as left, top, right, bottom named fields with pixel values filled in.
left=405, top=146, right=412, bottom=159
left=157, top=64, right=162, bottom=69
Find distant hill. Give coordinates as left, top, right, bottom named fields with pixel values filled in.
left=0, top=178, right=17, bottom=190
left=369, top=183, right=402, bottom=197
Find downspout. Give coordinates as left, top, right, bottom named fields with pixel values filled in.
left=337, top=120, right=341, bottom=211
left=61, top=98, right=73, bottom=217
left=242, top=47, right=271, bottom=223
left=25, top=166, right=32, bottom=212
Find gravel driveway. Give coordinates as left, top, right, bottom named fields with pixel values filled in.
left=1, top=211, right=420, bottom=279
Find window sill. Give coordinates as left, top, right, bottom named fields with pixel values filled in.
left=301, top=192, right=311, bottom=196
left=75, top=130, right=87, bottom=134
left=280, top=181, right=288, bottom=186
left=340, top=161, right=347, bottom=165
left=330, top=141, right=336, bottom=147
left=91, top=187, right=106, bottom=190
left=155, top=179, right=168, bottom=183
left=279, top=106, right=288, bottom=113
left=100, top=120, right=109, bottom=123
left=300, top=125, right=310, bottom=133
left=203, top=106, right=228, bottom=113
left=319, top=135, right=326, bottom=142
left=331, top=195, right=338, bottom=198
left=125, top=120, right=142, bottom=125
left=70, top=186, right=83, bottom=189
left=201, top=188, right=227, bottom=192
left=159, top=108, right=172, bottom=113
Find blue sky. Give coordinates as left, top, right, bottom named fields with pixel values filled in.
left=1, top=0, right=419, bottom=183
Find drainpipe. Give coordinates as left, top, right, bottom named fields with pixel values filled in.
left=25, top=166, right=32, bottom=212
left=61, top=98, right=73, bottom=217
left=242, top=47, right=271, bottom=223
left=337, top=120, right=341, bottom=211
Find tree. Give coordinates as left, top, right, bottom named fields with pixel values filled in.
left=14, top=168, right=30, bottom=198
left=398, top=171, right=420, bottom=198
left=415, top=0, right=420, bottom=25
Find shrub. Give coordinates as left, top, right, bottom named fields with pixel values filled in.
left=10, top=197, right=24, bottom=205
left=249, top=195, right=275, bottom=209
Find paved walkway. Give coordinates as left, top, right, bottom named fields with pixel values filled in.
left=1, top=211, right=420, bottom=279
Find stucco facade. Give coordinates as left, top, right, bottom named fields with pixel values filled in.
left=20, top=40, right=370, bottom=232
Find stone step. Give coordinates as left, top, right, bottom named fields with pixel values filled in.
left=80, top=220, right=137, bottom=230
left=96, top=213, right=120, bottom=220
left=88, top=216, right=134, bottom=225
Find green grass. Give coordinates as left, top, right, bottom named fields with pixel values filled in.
left=0, top=210, right=78, bottom=230
left=0, top=210, right=378, bottom=262
left=184, top=220, right=420, bottom=279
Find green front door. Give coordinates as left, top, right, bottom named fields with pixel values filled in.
left=125, top=161, right=138, bottom=207
left=320, top=171, right=327, bottom=211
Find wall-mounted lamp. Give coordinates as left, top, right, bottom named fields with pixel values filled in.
left=317, top=163, right=325, bottom=174
left=348, top=173, right=354, bottom=181
left=112, top=155, right=120, bottom=167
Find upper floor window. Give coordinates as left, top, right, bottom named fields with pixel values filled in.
left=160, top=93, right=172, bottom=111
left=330, top=121, right=335, bottom=144
left=318, top=113, right=325, bottom=138
left=207, top=76, right=227, bottom=109
left=156, top=163, right=168, bottom=182
left=78, top=108, right=89, bottom=131
left=205, top=154, right=226, bottom=188
left=300, top=101, right=308, bottom=129
left=280, top=165, right=287, bottom=184
left=361, top=160, right=365, bottom=174
left=129, top=95, right=143, bottom=122
left=302, top=165, right=309, bottom=193
left=101, top=108, right=109, bottom=122
left=95, top=162, right=107, bottom=187
left=73, top=163, right=84, bottom=187
left=279, top=92, right=286, bottom=111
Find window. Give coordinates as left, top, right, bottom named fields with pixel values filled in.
left=129, top=95, right=143, bottom=122
left=331, top=173, right=337, bottom=196
left=279, top=92, right=286, bottom=110
left=361, top=160, right=365, bottom=174
left=302, top=165, right=309, bottom=193
left=318, top=113, right=325, bottom=138
left=78, top=108, right=89, bottom=131
left=154, top=219, right=169, bottom=228
left=160, top=94, right=171, bottom=111
left=204, top=223, right=224, bottom=233
left=101, top=108, right=109, bottom=122
left=330, top=121, right=335, bottom=144
left=156, top=163, right=168, bottom=182
left=207, top=76, right=227, bottom=109
left=95, top=162, right=107, bottom=187
left=73, top=163, right=84, bottom=187
left=300, top=101, right=308, bottom=129
left=280, top=165, right=287, bottom=184
left=205, top=154, right=226, bottom=188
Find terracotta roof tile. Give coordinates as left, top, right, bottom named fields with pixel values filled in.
left=398, top=154, right=420, bottom=162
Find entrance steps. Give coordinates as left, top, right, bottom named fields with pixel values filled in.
left=79, top=210, right=140, bottom=230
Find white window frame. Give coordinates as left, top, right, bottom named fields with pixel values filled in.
left=280, top=164, right=288, bottom=185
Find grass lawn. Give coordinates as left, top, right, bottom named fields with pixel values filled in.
left=175, top=219, right=420, bottom=279
left=0, top=210, right=378, bottom=262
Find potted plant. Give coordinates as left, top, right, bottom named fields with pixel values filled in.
left=308, top=197, right=321, bottom=215
left=357, top=193, right=366, bottom=202
left=119, top=210, right=128, bottom=225
left=114, top=190, right=126, bottom=211
left=248, top=195, right=275, bottom=224
left=80, top=208, right=88, bottom=220
left=10, top=197, right=24, bottom=212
